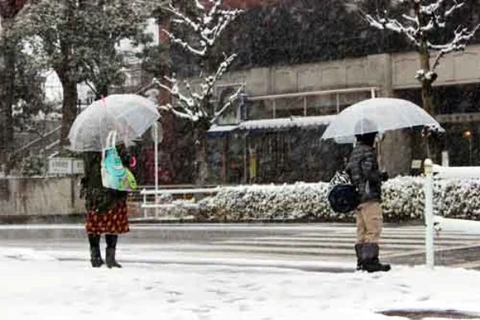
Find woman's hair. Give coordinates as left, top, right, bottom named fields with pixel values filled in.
left=355, top=132, right=377, bottom=147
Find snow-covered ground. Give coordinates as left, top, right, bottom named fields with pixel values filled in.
left=1, top=249, right=480, bottom=320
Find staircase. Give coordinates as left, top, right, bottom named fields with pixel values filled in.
left=12, top=125, right=62, bottom=160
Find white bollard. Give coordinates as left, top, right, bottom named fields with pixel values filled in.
left=142, top=189, right=147, bottom=219
left=424, top=158, right=435, bottom=268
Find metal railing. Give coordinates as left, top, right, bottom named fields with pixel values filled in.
left=139, top=185, right=221, bottom=219
left=13, top=126, right=62, bottom=158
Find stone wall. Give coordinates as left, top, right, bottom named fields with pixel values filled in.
left=0, top=177, right=84, bottom=217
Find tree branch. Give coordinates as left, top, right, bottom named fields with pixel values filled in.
left=162, top=0, right=242, bottom=58
left=365, top=13, right=420, bottom=47
left=430, top=23, right=480, bottom=70
left=154, top=77, right=200, bottom=121
left=210, top=84, right=243, bottom=124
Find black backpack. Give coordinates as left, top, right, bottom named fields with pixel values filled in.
left=327, top=171, right=360, bottom=213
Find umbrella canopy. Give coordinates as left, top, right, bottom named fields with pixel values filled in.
left=321, top=98, right=442, bottom=140
left=68, top=94, right=160, bottom=152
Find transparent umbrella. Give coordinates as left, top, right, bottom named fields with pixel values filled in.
left=68, top=94, right=160, bottom=152
left=321, top=98, right=443, bottom=140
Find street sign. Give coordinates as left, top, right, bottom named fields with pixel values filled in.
left=48, top=158, right=84, bottom=175
left=72, top=159, right=85, bottom=174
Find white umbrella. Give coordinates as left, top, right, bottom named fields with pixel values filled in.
left=321, top=98, right=443, bottom=140
left=68, top=94, right=160, bottom=152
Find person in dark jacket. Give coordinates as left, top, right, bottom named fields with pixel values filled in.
left=80, top=145, right=133, bottom=268
left=346, top=130, right=390, bottom=273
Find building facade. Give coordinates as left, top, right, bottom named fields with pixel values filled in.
left=208, top=45, right=480, bottom=181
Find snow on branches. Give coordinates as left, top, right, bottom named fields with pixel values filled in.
left=163, top=0, right=243, bottom=57
left=364, top=0, right=479, bottom=72
left=158, top=0, right=244, bottom=124
left=155, top=53, right=242, bottom=123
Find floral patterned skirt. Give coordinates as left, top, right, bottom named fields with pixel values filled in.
left=85, top=200, right=130, bottom=235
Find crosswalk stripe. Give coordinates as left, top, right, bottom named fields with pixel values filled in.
left=215, top=240, right=427, bottom=250
left=449, top=260, right=480, bottom=269
left=297, top=232, right=480, bottom=239
left=121, top=225, right=480, bottom=269
left=157, top=244, right=391, bottom=256
left=167, top=227, right=480, bottom=267
left=239, top=236, right=480, bottom=244
left=384, top=243, right=480, bottom=258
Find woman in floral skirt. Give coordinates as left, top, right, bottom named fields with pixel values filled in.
left=80, top=146, right=133, bottom=268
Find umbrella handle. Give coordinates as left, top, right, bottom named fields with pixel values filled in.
left=102, top=130, right=117, bottom=161
left=110, top=130, right=117, bottom=147
left=106, top=130, right=116, bottom=147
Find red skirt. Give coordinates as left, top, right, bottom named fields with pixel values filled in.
left=85, top=200, right=130, bottom=235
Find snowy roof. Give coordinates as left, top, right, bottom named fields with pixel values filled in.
left=238, top=115, right=336, bottom=131
left=207, top=116, right=336, bottom=136
left=208, top=124, right=239, bottom=133
left=207, top=116, right=335, bottom=135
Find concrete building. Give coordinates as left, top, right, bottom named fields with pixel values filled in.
left=212, top=45, right=480, bottom=177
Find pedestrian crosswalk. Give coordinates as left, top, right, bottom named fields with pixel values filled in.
left=2, top=224, right=480, bottom=270
left=149, top=224, right=480, bottom=268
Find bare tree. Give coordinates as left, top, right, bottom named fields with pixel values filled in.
left=155, top=0, right=244, bottom=184
left=360, top=0, right=479, bottom=115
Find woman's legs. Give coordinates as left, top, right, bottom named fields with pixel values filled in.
left=105, top=234, right=122, bottom=268
left=88, top=234, right=104, bottom=268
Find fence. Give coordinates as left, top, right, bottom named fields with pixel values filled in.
left=424, top=159, right=480, bottom=268
left=139, top=185, right=220, bottom=219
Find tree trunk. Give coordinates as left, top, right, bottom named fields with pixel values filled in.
left=0, top=24, right=16, bottom=172
left=414, top=0, right=435, bottom=115
left=419, top=44, right=434, bottom=115
left=56, top=1, right=79, bottom=151
left=414, top=0, right=438, bottom=162
left=57, top=69, right=78, bottom=150
left=193, top=122, right=210, bottom=185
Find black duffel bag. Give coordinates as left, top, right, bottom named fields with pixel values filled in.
left=327, top=171, right=359, bottom=213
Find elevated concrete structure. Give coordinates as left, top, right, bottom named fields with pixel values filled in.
left=218, top=45, right=480, bottom=176
left=221, top=44, right=480, bottom=96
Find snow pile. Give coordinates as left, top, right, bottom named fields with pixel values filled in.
left=198, top=176, right=480, bottom=222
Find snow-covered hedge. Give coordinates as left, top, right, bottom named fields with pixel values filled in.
left=438, top=179, right=480, bottom=220
left=199, top=182, right=348, bottom=221
left=381, top=177, right=425, bottom=222
left=196, top=176, right=480, bottom=222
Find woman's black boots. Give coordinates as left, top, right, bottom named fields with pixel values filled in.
left=88, top=234, right=104, bottom=268
left=105, top=234, right=122, bottom=268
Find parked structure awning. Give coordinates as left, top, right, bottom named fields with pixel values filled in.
left=207, top=115, right=336, bottom=135
left=238, top=115, right=335, bottom=131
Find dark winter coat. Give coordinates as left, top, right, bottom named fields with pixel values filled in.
left=80, top=147, right=130, bottom=214
left=346, top=142, right=382, bottom=204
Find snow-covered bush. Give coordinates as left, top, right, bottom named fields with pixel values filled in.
left=197, top=176, right=480, bottom=222
left=19, top=155, right=46, bottom=177
left=200, top=182, right=350, bottom=222
left=381, top=177, right=425, bottom=222
left=438, top=179, right=480, bottom=220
